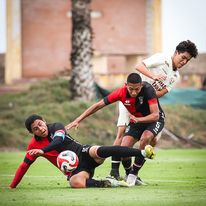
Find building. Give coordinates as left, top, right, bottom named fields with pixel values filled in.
left=3, top=0, right=161, bottom=89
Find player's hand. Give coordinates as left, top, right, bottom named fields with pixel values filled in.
left=152, top=74, right=167, bottom=81
left=65, top=120, right=79, bottom=131
left=129, top=114, right=138, bottom=123
left=28, top=149, right=44, bottom=156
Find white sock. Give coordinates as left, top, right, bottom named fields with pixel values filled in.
left=141, top=150, right=146, bottom=157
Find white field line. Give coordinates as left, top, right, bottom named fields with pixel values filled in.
left=1, top=174, right=206, bottom=183
left=0, top=174, right=64, bottom=178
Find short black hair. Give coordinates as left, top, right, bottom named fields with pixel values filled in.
left=176, top=40, right=198, bottom=58
left=25, top=114, right=43, bottom=133
left=127, top=73, right=142, bottom=84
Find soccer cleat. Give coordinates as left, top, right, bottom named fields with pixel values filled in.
left=109, top=169, right=120, bottom=180
left=106, top=176, right=130, bottom=187
left=102, top=180, right=112, bottom=188
left=118, top=180, right=130, bottom=187
left=144, top=145, right=155, bottom=159
left=135, top=177, right=147, bottom=186
left=126, top=174, right=137, bottom=186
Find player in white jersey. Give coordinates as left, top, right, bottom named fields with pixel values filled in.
left=110, top=40, right=198, bottom=185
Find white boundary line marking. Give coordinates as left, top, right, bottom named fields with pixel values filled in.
left=1, top=175, right=206, bottom=183
left=0, top=174, right=64, bottom=178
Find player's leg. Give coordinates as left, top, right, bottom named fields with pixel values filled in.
left=120, top=135, right=137, bottom=176
left=89, top=145, right=154, bottom=161
left=88, top=145, right=155, bottom=188
left=69, top=150, right=129, bottom=188
left=127, top=130, right=154, bottom=185
left=69, top=171, right=90, bottom=188
left=120, top=123, right=144, bottom=177
left=127, top=121, right=164, bottom=186
left=69, top=171, right=114, bottom=188
left=110, top=126, right=126, bottom=179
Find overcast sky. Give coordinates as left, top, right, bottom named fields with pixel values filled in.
left=161, top=0, right=206, bottom=54
left=0, top=0, right=206, bottom=54
left=0, top=0, right=6, bottom=53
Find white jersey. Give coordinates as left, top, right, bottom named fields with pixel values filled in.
left=117, top=53, right=180, bottom=127
left=141, top=53, right=180, bottom=92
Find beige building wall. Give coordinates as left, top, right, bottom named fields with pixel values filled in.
left=5, top=0, right=162, bottom=87
left=5, top=0, right=22, bottom=84
left=146, top=0, right=162, bottom=55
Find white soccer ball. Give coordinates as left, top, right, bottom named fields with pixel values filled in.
left=57, top=150, right=79, bottom=172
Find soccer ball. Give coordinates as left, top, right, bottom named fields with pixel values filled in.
left=57, top=150, right=79, bottom=172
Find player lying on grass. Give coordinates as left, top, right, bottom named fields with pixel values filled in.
left=9, top=114, right=155, bottom=189
left=66, top=73, right=164, bottom=186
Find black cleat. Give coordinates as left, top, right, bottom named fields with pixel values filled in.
left=109, top=169, right=120, bottom=180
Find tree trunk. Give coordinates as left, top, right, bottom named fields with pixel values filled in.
left=70, top=0, right=95, bottom=101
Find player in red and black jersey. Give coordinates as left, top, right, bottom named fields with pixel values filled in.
left=10, top=114, right=155, bottom=189
left=66, top=73, right=165, bottom=186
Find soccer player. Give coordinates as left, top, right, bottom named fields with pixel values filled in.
left=66, top=73, right=165, bottom=186
left=9, top=114, right=155, bottom=189
left=110, top=40, right=198, bottom=185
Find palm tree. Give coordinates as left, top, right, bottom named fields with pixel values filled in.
left=70, top=0, right=95, bottom=101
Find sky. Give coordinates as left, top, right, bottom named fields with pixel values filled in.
left=161, top=0, right=206, bottom=54
left=0, top=0, right=206, bottom=54
left=0, top=0, right=6, bottom=53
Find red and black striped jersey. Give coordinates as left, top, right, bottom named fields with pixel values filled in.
left=104, top=82, right=164, bottom=118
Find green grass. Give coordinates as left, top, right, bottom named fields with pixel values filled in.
left=0, top=149, right=206, bottom=206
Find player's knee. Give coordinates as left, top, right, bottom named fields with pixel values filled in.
left=89, top=146, right=100, bottom=158
left=69, top=176, right=86, bottom=188
left=139, top=134, right=153, bottom=148
left=142, top=131, right=154, bottom=141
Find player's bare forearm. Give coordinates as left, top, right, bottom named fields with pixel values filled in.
left=136, top=63, right=166, bottom=81
left=66, top=100, right=106, bottom=130
left=156, top=88, right=168, bottom=98
left=129, top=103, right=159, bottom=123
left=129, top=112, right=159, bottom=123
left=28, top=149, right=44, bottom=156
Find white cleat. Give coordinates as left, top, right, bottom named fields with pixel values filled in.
left=126, top=174, right=137, bottom=186
left=135, top=177, right=147, bottom=186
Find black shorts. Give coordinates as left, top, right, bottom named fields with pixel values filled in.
left=124, top=118, right=164, bottom=141
left=70, top=145, right=100, bottom=178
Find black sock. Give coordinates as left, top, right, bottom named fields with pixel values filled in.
left=122, top=158, right=132, bottom=175
left=110, top=156, right=120, bottom=177
left=130, top=156, right=146, bottom=176
left=96, top=146, right=143, bottom=158
left=86, top=179, right=105, bottom=187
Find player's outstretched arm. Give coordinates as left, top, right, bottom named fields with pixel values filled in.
left=9, top=160, right=32, bottom=189
left=66, top=100, right=106, bottom=130
left=136, top=63, right=166, bottom=81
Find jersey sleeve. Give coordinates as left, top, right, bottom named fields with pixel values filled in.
left=143, top=53, right=166, bottom=68
left=9, top=151, right=37, bottom=188
left=103, top=87, right=124, bottom=105
left=42, top=123, right=66, bottom=153
left=117, top=101, right=130, bottom=126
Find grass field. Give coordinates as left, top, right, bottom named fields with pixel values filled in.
left=0, top=149, right=206, bottom=206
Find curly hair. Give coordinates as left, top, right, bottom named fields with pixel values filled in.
left=176, top=40, right=198, bottom=58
